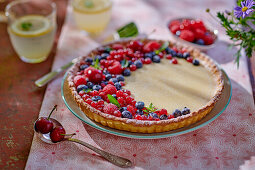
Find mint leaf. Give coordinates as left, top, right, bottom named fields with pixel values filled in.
left=107, top=94, right=120, bottom=108
left=83, top=89, right=92, bottom=93
left=92, top=58, right=102, bottom=70
left=145, top=103, right=158, bottom=113
left=121, top=60, right=129, bottom=68
left=21, top=22, right=32, bottom=31
left=155, top=41, right=169, bottom=54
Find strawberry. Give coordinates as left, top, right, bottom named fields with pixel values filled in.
left=127, top=105, right=136, bottom=116
left=84, top=67, right=103, bottom=83
left=74, top=75, right=87, bottom=87
left=179, top=30, right=195, bottom=42
left=143, top=41, right=160, bottom=53
left=103, top=103, right=118, bottom=115
left=102, top=84, right=117, bottom=95
left=203, top=34, right=214, bottom=45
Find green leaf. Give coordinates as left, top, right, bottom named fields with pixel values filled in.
left=121, top=59, right=129, bottom=68
left=144, top=103, right=158, bottom=113
left=107, top=94, right=120, bottom=108
left=155, top=41, right=169, bottom=54
left=83, top=89, right=92, bottom=93
left=84, top=0, right=94, bottom=8
left=21, top=22, right=32, bottom=31
left=92, top=58, right=102, bottom=70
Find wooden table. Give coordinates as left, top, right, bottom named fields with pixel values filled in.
left=0, top=1, right=254, bottom=169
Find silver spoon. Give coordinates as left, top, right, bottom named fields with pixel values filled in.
left=34, top=118, right=132, bottom=168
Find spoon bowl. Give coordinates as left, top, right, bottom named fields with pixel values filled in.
left=34, top=117, right=132, bottom=168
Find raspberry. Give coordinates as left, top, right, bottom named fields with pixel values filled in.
left=112, top=43, right=123, bottom=50
left=117, top=97, right=124, bottom=105
left=128, top=40, right=143, bottom=51
left=84, top=67, right=103, bottom=84
left=170, top=24, right=180, bottom=34
left=203, top=34, right=214, bottom=45
left=129, top=64, right=137, bottom=71
left=113, top=110, right=122, bottom=117
left=194, top=28, right=205, bottom=40
left=74, top=75, right=87, bottom=87
left=82, top=94, right=90, bottom=100
left=116, top=90, right=124, bottom=98
left=103, top=103, right=118, bottom=115
left=91, top=102, right=97, bottom=108
left=123, top=89, right=131, bottom=96
left=108, top=62, right=122, bottom=74
left=85, top=98, right=92, bottom=104
left=127, top=105, right=136, bottom=115
left=102, top=84, right=117, bottom=95
left=135, top=114, right=143, bottom=120
left=143, top=41, right=160, bottom=53
left=159, top=109, right=167, bottom=116
left=168, top=115, right=174, bottom=119
left=79, top=90, right=85, bottom=97
left=179, top=30, right=195, bottom=42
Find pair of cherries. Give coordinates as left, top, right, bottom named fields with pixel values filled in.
left=35, top=105, right=67, bottom=143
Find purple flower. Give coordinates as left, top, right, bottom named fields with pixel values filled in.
left=234, top=0, right=254, bottom=18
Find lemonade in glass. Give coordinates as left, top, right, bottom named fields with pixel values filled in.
left=5, top=0, right=56, bottom=63
left=72, top=0, right=112, bottom=35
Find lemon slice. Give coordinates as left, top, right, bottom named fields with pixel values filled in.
left=72, top=0, right=112, bottom=14
left=9, top=15, right=52, bottom=38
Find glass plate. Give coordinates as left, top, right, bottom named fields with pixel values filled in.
left=61, top=69, right=231, bottom=139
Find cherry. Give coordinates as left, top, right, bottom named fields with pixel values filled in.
left=50, top=126, right=66, bottom=143
left=35, top=105, right=57, bottom=134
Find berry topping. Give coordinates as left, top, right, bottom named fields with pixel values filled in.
left=84, top=67, right=103, bottom=83
left=160, top=114, right=168, bottom=120
left=102, top=85, right=116, bottom=97
left=179, top=30, right=195, bottom=42
left=136, top=110, right=144, bottom=115
left=193, top=59, right=200, bottom=66
left=86, top=81, right=94, bottom=89
left=109, top=78, right=118, bottom=84
left=173, top=109, right=182, bottom=118
left=181, top=107, right=190, bottom=115
left=186, top=57, right=193, bottom=63
left=148, top=112, right=158, bottom=119
left=171, top=58, right=178, bottom=64
left=134, top=60, right=143, bottom=69
left=122, top=111, right=133, bottom=119
left=85, top=57, right=93, bottom=65
left=152, top=55, right=161, bottom=63
left=143, top=41, right=160, bottom=52
left=116, top=75, right=125, bottom=82
left=114, top=82, right=122, bottom=90
left=128, top=40, right=143, bottom=51
left=103, top=103, right=118, bottom=115
left=92, top=85, right=101, bottom=91
left=91, top=96, right=102, bottom=102
left=77, top=85, right=88, bottom=93
left=129, top=64, right=137, bottom=71
left=74, top=75, right=87, bottom=87
left=50, top=126, right=66, bottom=143
left=144, top=58, right=152, bottom=64
left=108, top=62, right=122, bottom=74
left=123, top=68, right=131, bottom=76
left=105, top=74, right=112, bottom=80
left=135, top=101, right=145, bottom=110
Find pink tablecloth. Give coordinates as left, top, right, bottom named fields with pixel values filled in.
left=26, top=0, right=255, bottom=169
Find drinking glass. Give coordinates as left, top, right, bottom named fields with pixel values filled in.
left=5, top=0, right=56, bottom=63
left=72, top=0, right=112, bottom=35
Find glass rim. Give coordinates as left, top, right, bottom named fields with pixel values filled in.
left=5, top=0, right=56, bottom=17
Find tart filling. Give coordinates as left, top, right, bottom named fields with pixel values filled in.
left=67, top=39, right=224, bottom=133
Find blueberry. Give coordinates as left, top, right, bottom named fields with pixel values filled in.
left=93, top=85, right=101, bottom=91
left=193, top=59, right=200, bottom=66
left=196, top=39, right=205, bottom=45
left=176, top=52, right=183, bottom=58
left=149, top=112, right=158, bottom=118
left=128, top=60, right=133, bottom=67
left=135, top=101, right=145, bottom=110
left=176, top=31, right=181, bottom=36
left=150, top=51, right=156, bottom=56
left=77, top=85, right=88, bottom=93
left=183, top=52, right=190, bottom=59
left=95, top=55, right=102, bottom=61
left=101, top=53, right=109, bottom=60
left=145, top=53, right=153, bottom=59
left=120, top=107, right=127, bottom=112
left=79, top=64, right=89, bottom=70
left=116, top=75, right=125, bottom=82
left=112, top=94, right=117, bottom=99
left=91, top=96, right=102, bottom=102
left=123, top=69, right=131, bottom=76
left=114, top=82, right=122, bottom=90
left=109, top=78, right=118, bottom=83
left=105, top=74, right=112, bottom=80
left=152, top=55, right=161, bottom=63
left=85, top=57, right=93, bottom=64
left=103, top=69, right=110, bottom=75
left=160, top=114, right=168, bottom=120
left=101, top=80, right=108, bottom=86
left=122, top=111, right=132, bottom=119
left=173, top=109, right=182, bottom=118
left=181, top=107, right=190, bottom=115
left=134, top=60, right=143, bottom=69
left=136, top=110, right=144, bottom=115
left=170, top=50, right=177, bottom=57
left=87, top=82, right=94, bottom=89
left=165, top=47, right=172, bottom=54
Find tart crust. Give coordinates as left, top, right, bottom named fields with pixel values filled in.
left=67, top=39, right=224, bottom=133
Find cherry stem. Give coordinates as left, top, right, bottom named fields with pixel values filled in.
left=60, top=133, right=76, bottom=138
left=47, top=105, right=57, bottom=120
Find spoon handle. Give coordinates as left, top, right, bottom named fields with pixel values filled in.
left=66, top=138, right=132, bottom=168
